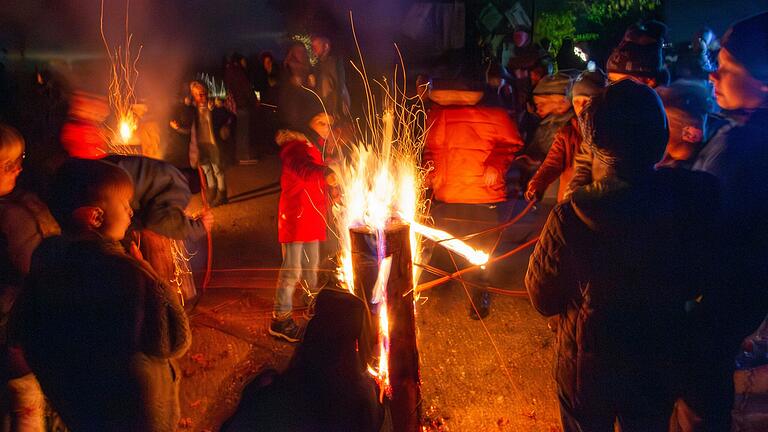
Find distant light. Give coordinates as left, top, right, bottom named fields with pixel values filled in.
left=587, top=61, right=596, bottom=72
left=573, top=46, right=589, bottom=62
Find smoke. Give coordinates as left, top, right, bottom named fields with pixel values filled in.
left=1, top=0, right=286, bottom=121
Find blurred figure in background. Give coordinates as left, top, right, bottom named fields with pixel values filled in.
left=0, top=124, right=59, bottom=432
left=423, top=79, right=524, bottom=320
left=526, top=70, right=607, bottom=202
left=170, top=80, right=234, bottom=207
left=311, top=35, right=350, bottom=119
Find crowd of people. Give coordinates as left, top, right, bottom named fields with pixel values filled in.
left=0, top=7, right=765, bottom=431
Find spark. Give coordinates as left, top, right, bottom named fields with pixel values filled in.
left=100, top=0, right=142, bottom=149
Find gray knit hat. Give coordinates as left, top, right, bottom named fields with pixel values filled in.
left=533, top=72, right=573, bottom=96
left=572, top=69, right=608, bottom=98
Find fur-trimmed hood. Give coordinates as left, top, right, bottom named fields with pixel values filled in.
left=275, top=129, right=310, bottom=146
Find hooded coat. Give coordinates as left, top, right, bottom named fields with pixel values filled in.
left=527, top=117, right=582, bottom=201
left=276, top=130, right=328, bottom=243
left=526, top=169, right=720, bottom=419
left=424, top=89, right=524, bottom=204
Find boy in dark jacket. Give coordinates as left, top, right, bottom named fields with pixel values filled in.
left=526, top=80, right=720, bottom=431
left=10, top=159, right=191, bottom=432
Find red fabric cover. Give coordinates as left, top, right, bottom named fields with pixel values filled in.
left=277, top=133, right=328, bottom=243
left=424, top=104, right=523, bottom=203
left=60, top=120, right=108, bottom=159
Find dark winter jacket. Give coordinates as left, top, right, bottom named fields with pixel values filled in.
left=277, top=130, right=329, bottom=243
left=424, top=90, right=524, bottom=204
left=224, top=63, right=257, bottom=110
left=171, top=103, right=235, bottom=166
left=105, top=155, right=206, bottom=240
left=693, top=107, right=768, bottom=344
left=525, top=169, right=720, bottom=409
left=11, top=234, right=191, bottom=432
left=0, top=191, right=59, bottom=379
left=527, top=117, right=582, bottom=201
left=314, top=54, right=349, bottom=117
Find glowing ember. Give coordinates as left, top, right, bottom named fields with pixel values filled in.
left=118, top=116, right=136, bottom=143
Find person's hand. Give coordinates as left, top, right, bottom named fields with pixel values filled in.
left=199, top=209, right=214, bottom=232
left=483, top=166, right=500, bottom=187
left=525, top=184, right=543, bottom=202
left=169, top=120, right=180, bottom=130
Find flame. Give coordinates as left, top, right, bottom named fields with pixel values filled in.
left=332, top=18, right=490, bottom=400
left=410, top=222, right=489, bottom=265
left=118, top=115, right=136, bottom=143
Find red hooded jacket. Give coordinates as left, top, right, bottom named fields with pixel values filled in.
left=277, top=130, right=328, bottom=243
left=424, top=90, right=524, bottom=203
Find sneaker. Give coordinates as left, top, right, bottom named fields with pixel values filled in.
left=211, top=191, right=228, bottom=207
left=269, top=317, right=302, bottom=342
left=468, top=290, right=491, bottom=320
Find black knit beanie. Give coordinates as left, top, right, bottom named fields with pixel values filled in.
left=582, top=79, right=669, bottom=171
left=721, top=11, right=768, bottom=84
left=606, top=41, right=664, bottom=78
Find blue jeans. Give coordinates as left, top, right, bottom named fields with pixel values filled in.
left=273, top=241, right=319, bottom=319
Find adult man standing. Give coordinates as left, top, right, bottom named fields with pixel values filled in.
left=311, top=35, right=350, bottom=119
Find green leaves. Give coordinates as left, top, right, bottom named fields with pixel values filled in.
left=534, top=0, right=660, bottom=59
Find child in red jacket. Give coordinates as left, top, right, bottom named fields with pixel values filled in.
left=271, top=93, right=335, bottom=342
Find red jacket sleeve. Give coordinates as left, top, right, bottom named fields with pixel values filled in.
left=528, top=124, right=568, bottom=196
left=484, top=109, right=524, bottom=173
left=282, top=141, right=327, bottom=181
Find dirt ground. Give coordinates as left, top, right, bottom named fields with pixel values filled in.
left=176, top=157, right=563, bottom=431
left=177, top=154, right=768, bottom=432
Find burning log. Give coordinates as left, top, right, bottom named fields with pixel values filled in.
left=351, top=223, right=420, bottom=432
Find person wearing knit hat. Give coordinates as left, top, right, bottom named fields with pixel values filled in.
left=526, top=79, right=720, bottom=431
left=655, top=80, right=713, bottom=168
left=606, top=23, right=669, bottom=88
left=526, top=72, right=575, bottom=161
left=525, top=69, right=607, bottom=202
left=683, top=11, right=768, bottom=432
left=571, top=69, right=608, bottom=117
